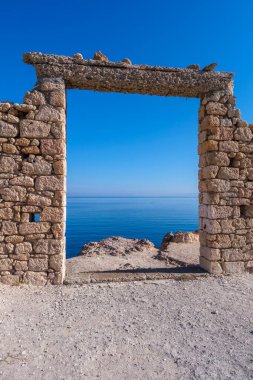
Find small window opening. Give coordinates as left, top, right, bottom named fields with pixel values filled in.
left=33, top=213, right=40, bottom=222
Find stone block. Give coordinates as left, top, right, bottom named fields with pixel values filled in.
left=199, top=246, right=221, bottom=260
left=201, top=218, right=221, bottom=234
left=27, top=194, right=51, bottom=207
left=0, top=157, right=17, bottom=173
left=0, top=258, right=13, bottom=271
left=23, top=271, right=47, bottom=285
left=199, top=256, right=222, bottom=274
left=20, top=119, right=51, bottom=138
left=0, top=274, right=19, bottom=285
left=49, top=254, right=63, bottom=271
left=19, top=222, right=51, bottom=235
left=234, top=127, right=253, bottom=142
left=35, top=105, right=65, bottom=123
left=0, top=186, right=26, bottom=201
left=14, top=261, right=28, bottom=271
left=218, top=167, right=239, bottom=180
left=35, top=176, right=65, bottom=191
left=219, top=141, right=239, bottom=152
left=206, top=102, right=227, bottom=116
left=201, top=166, right=219, bottom=179
left=53, top=160, right=66, bottom=175
left=206, top=152, right=230, bottom=166
left=40, top=207, right=65, bottom=223
left=22, top=159, right=52, bottom=176
left=208, top=234, right=231, bottom=249
left=2, top=221, right=18, bottom=235
left=206, top=179, right=230, bottom=192
left=15, top=242, right=32, bottom=255
left=33, top=239, right=63, bottom=255
left=9, top=176, right=34, bottom=187
left=222, top=261, right=245, bottom=273
left=0, top=208, right=13, bottom=220
left=49, top=91, right=66, bottom=108
left=199, top=140, right=218, bottom=154
left=0, top=121, right=18, bottom=137
left=41, top=139, right=65, bottom=155
left=207, top=205, right=233, bottom=219
left=28, top=258, right=48, bottom=271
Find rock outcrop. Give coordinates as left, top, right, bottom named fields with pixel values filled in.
left=79, top=237, right=155, bottom=256
left=161, top=231, right=199, bottom=251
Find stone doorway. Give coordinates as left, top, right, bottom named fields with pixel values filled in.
left=0, top=52, right=252, bottom=285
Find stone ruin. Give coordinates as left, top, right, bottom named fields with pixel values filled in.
left=0, top=51, right=252, bottom=285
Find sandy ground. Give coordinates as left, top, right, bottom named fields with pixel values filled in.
left=0, top=274, right=253, bottom=380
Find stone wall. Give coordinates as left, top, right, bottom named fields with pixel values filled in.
left=0, top=77, right=66, bottom=285
left=199, top=90, right=253, bottom=274
left=0, top=52, right=252, bottom=285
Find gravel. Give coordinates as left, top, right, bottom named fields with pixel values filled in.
left=0, top=275, right=253, bottom=379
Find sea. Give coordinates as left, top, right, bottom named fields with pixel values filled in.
left=66, top=196, right=199, bottom=258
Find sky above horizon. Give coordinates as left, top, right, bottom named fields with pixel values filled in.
left=1, top=0, right=253, bottom=196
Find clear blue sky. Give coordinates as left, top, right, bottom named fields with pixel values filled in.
left=1, top=0, right=253, bottom=196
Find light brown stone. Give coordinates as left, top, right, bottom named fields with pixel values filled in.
left=41, top=139, right=65, bottom=155
left=19, top=222, right=51, bottom=235
left=20, top=119, right=51, bottom=138
left=29, top=257, right=48, bottom=271
left=35, top=176, right=65, bottom=191
left=40, top=207, right=65, bottom=223
left=23, top=271, right=47, bottom=285
left=199, top=256, right=222, bottom=274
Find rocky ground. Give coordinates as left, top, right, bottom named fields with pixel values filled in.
left=0, top=275, right=253, bottom=379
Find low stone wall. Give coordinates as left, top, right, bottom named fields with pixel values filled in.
left=0, top=52, right=252, bottom=285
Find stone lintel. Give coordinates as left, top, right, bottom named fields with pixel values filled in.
left=23, top=52, right=234, bottom=98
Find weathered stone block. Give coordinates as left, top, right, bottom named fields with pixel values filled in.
left=35, top=105, right=65, bottom=122
left=222, top=261, right=245, bottom=273
left=219, top=141, right=239, bottom=152
left=199, top=140, right=218, bottom=154
left=2, top=221, right=17, bottom=235
left=22, top=158, right=52, bottom=176
left=15, top=242, right=32, bottom=255
left=9, top=176, right=34, bottom=187
left=28, top=258, right=48, bottom=271
left=49, top=91, right=65, bottom=108
left=201, top=166, right=219, bottom=179
left=199, top=256, right=222, bottom=274
left=19, top=222, right=51, bottom=235
left=0, top=274, right=19, bottom=285
left=0, top=208, right=13, bottom=220
left=234, top=127, right=253, bottom=142
left=20, top=119, right=51, bottom=138
left=0, top=121, right=18, bottom=137
left=206, top=102, right=227, bottom=116
left=206, top=152, right=230, bottom=166
left=33, top=239, right=63, bottom=255
left=41, top=139, right=65, bottom=155
left=0, top=258, right=13, bottom=271
left=49, top=255, right=63, bottom=271
left=23, top=271, right=47, bottom=285
left=40, top=207, right=65, bottom=223
left=27, top=194, right=51, bottom=206
left=207, top=205, right=233, bottom=219
left=218, top=167, right=239, bottom=180
left=200, top=246, right=221, bottom=260
left=0, top=156, right=17, bottom=173
left=206, top=179, right=230, bottom=192
left=35, top=176, right=65, bottom=191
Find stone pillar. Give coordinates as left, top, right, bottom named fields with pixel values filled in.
left=198, top=90, right=253, bottom=274
left=0, top=77, right=66, bottom=285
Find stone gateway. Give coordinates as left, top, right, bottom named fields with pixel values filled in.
left=0, top=52, right=252, bottom=285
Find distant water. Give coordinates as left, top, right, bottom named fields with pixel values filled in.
left=66, top=197, right=198, bottom=258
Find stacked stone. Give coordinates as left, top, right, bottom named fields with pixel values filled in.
left=199, top=90, right=253, bottom=274
left=0, top=77, right=66, bottom=285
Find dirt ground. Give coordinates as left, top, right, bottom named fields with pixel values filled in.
left=0, top=274, right=253, bottom=380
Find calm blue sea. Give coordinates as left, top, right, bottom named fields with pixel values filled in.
left=66, top=197, right=198, bottom=258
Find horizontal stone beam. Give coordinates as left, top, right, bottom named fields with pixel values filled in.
left=23, top=52, right=234, bottom=98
